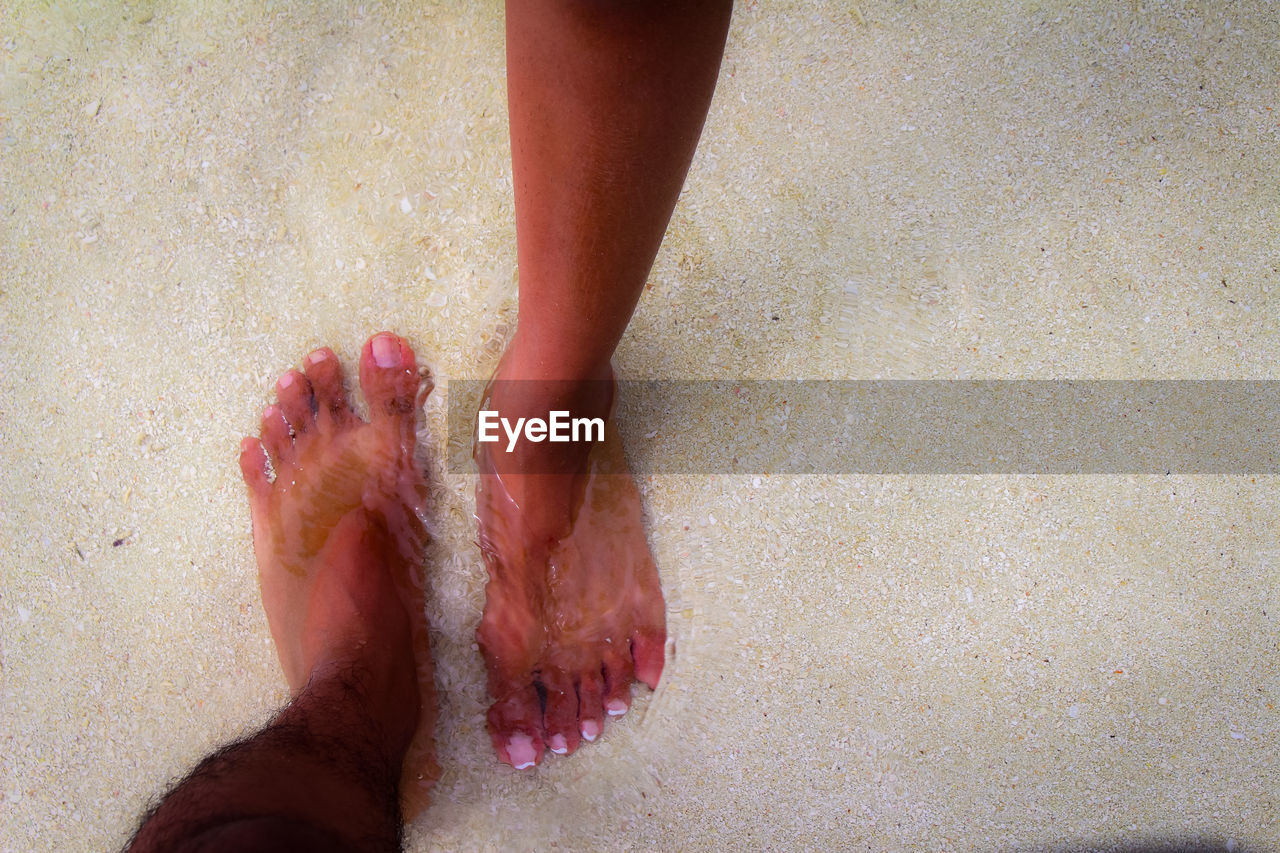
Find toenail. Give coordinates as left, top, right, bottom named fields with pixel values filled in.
left=606, top=699, right=628, bottom=717
left=372, top=334, right=401, bottom=367
left=548, top=734, right=568, bottom=754
left=507, top=733, right=537, bottom=770
left=306, top=350, right=328, bottom=366
left=278, top=373, right=295, bottom=389
left=581, top=720, right=601, bottom=741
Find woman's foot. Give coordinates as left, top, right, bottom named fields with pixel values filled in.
left=238, top=333, right=439, bottom=816
left=475, top=338, right=667, bottom=768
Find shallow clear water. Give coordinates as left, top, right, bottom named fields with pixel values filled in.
left=3, top=2, right=1278, bottom=850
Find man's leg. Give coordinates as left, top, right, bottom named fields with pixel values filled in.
left=477, top=1, right=732, bottom=767
left=128, top=334, right=436, bottom=850
left=127, top=655, right=408, bottom=852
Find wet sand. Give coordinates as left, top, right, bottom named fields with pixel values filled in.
left=2, top=1, right=1277, bottom=849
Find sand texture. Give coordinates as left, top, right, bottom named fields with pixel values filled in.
left=2, top=1, right=1278, bottom=850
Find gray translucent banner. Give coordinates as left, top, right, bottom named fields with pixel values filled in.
left=445, top=380, right=1279, bottom=474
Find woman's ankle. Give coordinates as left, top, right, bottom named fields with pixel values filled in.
left=499, top=330, right=615, bottom=384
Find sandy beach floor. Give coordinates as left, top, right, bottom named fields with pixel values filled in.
left=2, top=1, right=1278, bottom=850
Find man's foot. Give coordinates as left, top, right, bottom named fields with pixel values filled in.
left=238, top=332, right=439, bottom=816
left=475, top=341, right=667, bottom=769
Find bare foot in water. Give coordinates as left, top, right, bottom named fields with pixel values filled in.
left=238, top=332, right=439, bottom=816
left=475, top=339, right=667, bottom=769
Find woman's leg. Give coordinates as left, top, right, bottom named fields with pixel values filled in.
left=504, top=0, right=734, bottom=380
left=477, top=0, right=732, bottom=768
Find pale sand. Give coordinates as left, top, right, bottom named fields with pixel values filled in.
left=2, top=1, right=1278, bottom=850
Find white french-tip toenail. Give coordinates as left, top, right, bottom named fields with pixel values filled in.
left=606, top=700, right=628, bottom=716
left=548, top=734, right=568, bottom=754
left=581, top=720, right=600, bottom=741
left=506, top=733, right=537, bottom=769
left=372, top=334, right=400, bottom=367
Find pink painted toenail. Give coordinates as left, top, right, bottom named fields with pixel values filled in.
left=372, top=335, right=400, bottom=367
left=606, top=699, right=628, bottom=717
left=581, top=720, right=601, bottom=742
left=548, top=734, right=568, bottom=754
left=506, top=733, right=537, bottom=770
left=278, top=373, right=295, bottom=389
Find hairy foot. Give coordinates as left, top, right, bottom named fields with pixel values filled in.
left=475, top=344, right=667, bottom=769
left=238, top=332, right=439, bottom=816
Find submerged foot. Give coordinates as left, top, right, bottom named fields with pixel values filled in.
left=238, top=332, right=439, bottom=816
left=475, top=342, right=667, bottom=769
